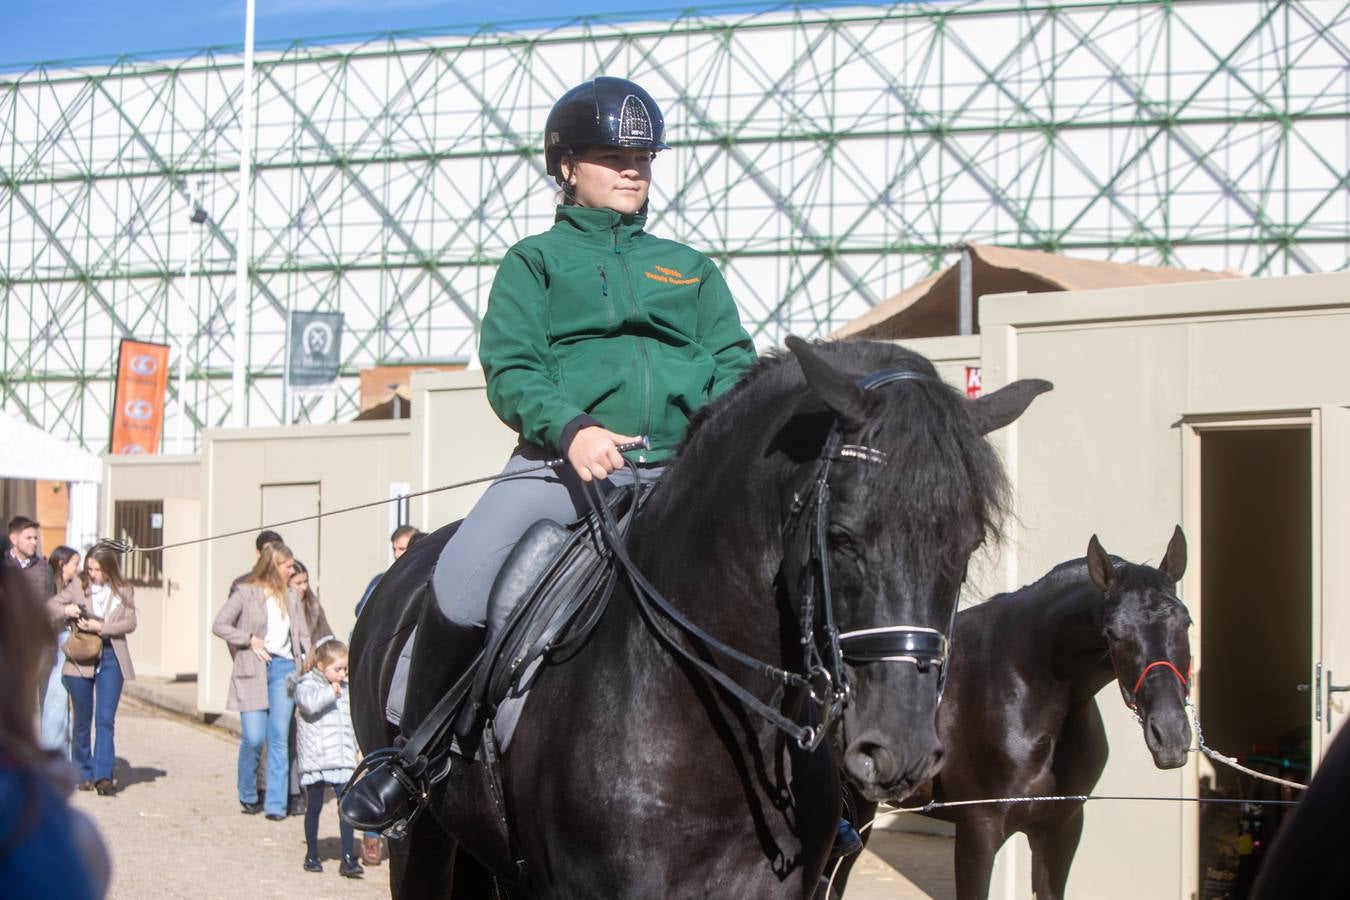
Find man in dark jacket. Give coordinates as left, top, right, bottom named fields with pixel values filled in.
left=4, top=516, right=51, bottom=600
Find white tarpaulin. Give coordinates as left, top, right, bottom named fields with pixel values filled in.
left=0, top=410, right=103, bottom=483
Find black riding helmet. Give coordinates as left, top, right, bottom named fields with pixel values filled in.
left=544, top=76, right=668, bottom=183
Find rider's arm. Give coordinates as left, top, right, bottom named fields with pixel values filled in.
left=480, top=247, right=589, bottom=451
left=696, top=263, right=757, bottom=400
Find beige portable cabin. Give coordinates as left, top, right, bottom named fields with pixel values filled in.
left=881, top=270, right=1350, bottom=898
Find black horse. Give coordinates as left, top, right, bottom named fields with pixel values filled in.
left=832, top=527, right=1192, bottom=900
left=349, top=337, right=1051, bottom=898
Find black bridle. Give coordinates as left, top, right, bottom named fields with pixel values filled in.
left=589, top=366, right=959, bottom=752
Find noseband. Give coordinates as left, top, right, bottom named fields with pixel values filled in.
left=791, top=367, right=961, bottom=747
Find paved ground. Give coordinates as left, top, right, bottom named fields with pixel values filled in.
left=72, top=695, right=955, bottom=898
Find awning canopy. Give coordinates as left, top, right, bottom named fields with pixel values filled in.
left=0, top=411, right=103, bottom=483
left=833, top=244, right=1243, bottom=340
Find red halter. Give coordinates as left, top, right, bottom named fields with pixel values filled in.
left=1130, top=660, right=1190, bottom=705
left=1110, top=646, right=1191, bottom=711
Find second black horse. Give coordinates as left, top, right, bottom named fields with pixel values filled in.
left=834, top=527, right=1192, bottom=900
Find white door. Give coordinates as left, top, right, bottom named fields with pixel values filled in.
left=161, top=497, right=201, bottom=677
left=1314, top=406, right=1350, bottom=764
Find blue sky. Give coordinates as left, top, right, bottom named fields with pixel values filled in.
left=2, top=0, right=875, bottom=71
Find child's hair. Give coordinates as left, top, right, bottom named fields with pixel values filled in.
left=303, top=635, right=348, bottom=675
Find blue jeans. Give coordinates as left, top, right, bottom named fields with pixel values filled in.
left=63, top=643, right=124, bottom=782
left=237, top=656, right=296, bottom=816
left=39, top=631, right=71, bottom=757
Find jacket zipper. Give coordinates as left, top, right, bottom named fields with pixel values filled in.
left=597, top=263, right=615, bottom=324
left=613, top=223, right=652, bottom=445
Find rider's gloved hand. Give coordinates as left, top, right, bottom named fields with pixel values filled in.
left=567, top=426, right=639, bottom=483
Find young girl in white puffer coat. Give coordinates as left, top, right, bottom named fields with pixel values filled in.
left=291, top=636, right=362, bottom=878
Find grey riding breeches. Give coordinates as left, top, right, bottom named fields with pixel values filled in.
left=430, top=445, right=663, bottom=627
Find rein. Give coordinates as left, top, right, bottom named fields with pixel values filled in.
left=587, top=365, right=958, bottom=752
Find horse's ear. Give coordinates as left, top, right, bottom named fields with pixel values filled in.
left=1087, top=534, right=1115, bottom=591
left=1160, top=525, right=1187, bottom=583
left=967, top=378, right=1053, bottom=435
left=785, top=336, right=866, bottom=426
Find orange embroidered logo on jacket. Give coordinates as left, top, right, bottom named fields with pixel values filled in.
left=644, top=265, right=700, bottom=285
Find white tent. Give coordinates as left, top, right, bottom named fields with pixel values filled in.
left=1, top=410, right=102, bottom=549
left=0, top=410, right=103, bottom=482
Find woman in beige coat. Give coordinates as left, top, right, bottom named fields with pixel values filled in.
left=51, top=544, right=137, bottom=795
left=212, top=543, right=312, bottom=819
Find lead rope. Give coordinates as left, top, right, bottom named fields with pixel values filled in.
left=1186, top=701, right=1308, bottom=791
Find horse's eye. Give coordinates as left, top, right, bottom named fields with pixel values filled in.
left=827, top=526, right=858, bottom=556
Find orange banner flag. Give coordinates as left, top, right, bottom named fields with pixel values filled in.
left=110, top=340, right=171, bottom=455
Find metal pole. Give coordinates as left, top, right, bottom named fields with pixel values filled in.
left=230, top=0, right=256, bottom=427
left=958, top=244, right=974, bottom=336
left=176, top=193, right=192, bottom=454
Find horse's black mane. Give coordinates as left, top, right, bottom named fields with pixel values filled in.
left=655, top=339, right=1007, bottom=579
left=1002, top=554, right=1182, bottom=607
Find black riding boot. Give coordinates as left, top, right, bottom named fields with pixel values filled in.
left=400, top=596, right=486, bottom=735
left=340, top=590, right=485, bottom=834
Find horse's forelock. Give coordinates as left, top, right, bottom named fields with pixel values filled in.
left=859, top=373, right=1011, bottom=577
left=665, top=341, right=1009, bottom=578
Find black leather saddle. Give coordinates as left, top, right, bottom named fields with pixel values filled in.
left=453, top=482, right=649, bottom=744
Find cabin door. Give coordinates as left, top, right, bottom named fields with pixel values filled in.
left=1313, top=405, right=1350, bottom=762
left=1186, top=415, right=1314, bottom=900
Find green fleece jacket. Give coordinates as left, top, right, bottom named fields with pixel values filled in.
left=479, top=205, right=757, bottom=463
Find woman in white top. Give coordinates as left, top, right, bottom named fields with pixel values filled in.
left=51, top=544, right=137, bottom=795
left=211, top=543, right=312, bottom=819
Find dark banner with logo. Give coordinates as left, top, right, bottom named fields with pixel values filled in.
left=288, top=310, right=344, bottom=391
left=110, top=339, right=171, bottom=454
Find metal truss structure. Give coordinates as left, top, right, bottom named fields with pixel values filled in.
left=2, top=0, right=1347, bottom=452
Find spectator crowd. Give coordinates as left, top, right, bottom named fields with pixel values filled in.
left=1, top=507, right=422, bottom=893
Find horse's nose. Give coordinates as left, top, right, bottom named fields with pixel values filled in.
left=1144, top=709, right=1191, bottom=769
left=844, top=735, right=900, bottom=788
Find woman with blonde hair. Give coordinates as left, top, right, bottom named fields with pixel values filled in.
left=212, top=542, right=312, bottom=819
left=52, top=544, right=137, bottom=795
left=0, top=566, right=110, bottom=898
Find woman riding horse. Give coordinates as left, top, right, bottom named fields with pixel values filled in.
left=347, top=334, right=1051, bottom=897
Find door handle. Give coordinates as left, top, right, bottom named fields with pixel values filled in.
left=1326, top=667, right=1350, bottom=733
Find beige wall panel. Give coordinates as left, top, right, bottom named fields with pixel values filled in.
left=410, top=371, right=519, bottom=531
left=103, top=456, right=203, bottom=679
left=1187, top=311, right=1350, bottom=412
left=198, top=422, right=411, bottom=714
left=103, top=455, right=202, bottom=502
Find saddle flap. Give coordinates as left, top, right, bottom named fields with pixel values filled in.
left=456, top=483, right=650, bottom=742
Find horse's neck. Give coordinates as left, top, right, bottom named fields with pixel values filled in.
left=1041, top=581, right=1116, bottom=702
left=628, top=461, right=790, bottom=668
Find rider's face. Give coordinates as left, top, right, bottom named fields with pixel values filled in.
left=565, top=146, right=653, bottom=215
